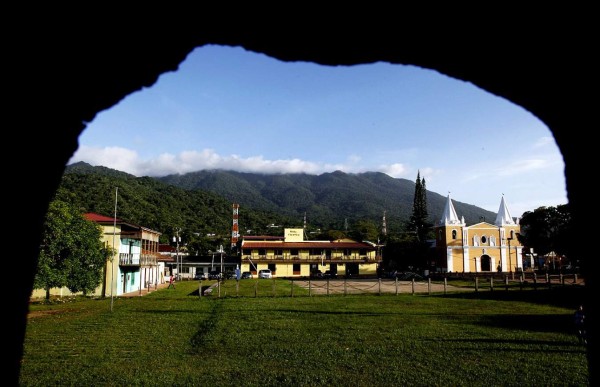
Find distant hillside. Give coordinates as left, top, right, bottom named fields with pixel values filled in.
left=64, top=163, right=497, bottom=236
left=60, top=162, right=297, bottom=241
left=155, top=169, right=497, bottom=231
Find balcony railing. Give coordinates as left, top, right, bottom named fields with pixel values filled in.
left=241, top=254, right=379, bottom=263
left=119, top=253, right=139, bottom=266
left=140, top=253, right=158, bottom=266
left=119, top=251, right=160, bottom=266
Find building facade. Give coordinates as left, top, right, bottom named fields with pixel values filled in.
left=31, top=213, right=163, bottom=299
left=89, top=213, right=163, bottom=296
left=240, top=228, right=380, bottom=277
left=434, top=195, right=523, bottom=273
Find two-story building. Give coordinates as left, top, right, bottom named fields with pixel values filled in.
left=31, top=213, right=163, bottom=298
left=240, top=228, right=380, bottom=277
left=84, top=213, right=163, bottom=296
left=434, top=195, right=523, bottom=273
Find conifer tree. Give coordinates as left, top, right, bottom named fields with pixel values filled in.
left=408, top=171, right=431, bottom=242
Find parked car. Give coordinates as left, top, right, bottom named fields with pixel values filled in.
left=194, top=272, right=207, bottom=280
left=258, top=269, right=272, bottom=279
left=208, top=271, right=222, bottom=280
left=310, top=270, right=323, bottom=279
left=323, top=270, right=337, bottom=279
left=241, top=271, right=253, bottom=279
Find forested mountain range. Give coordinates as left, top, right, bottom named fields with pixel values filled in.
left=156, top=168, right=497, bottom=231
left=62, top=162, right=497, bottom=243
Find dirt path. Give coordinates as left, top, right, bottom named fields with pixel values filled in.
left=292, top=279, right=472, bottom=295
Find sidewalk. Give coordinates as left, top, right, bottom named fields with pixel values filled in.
left=121, top=281, right=170, bottom=298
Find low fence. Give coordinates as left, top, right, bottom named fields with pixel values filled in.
left=198, top=273, right=583, bottom=298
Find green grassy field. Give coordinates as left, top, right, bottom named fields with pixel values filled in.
left=21, top=280, right=589, bottom=386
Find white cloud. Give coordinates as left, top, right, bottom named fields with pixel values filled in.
left=71, top=146, right=460, bottom=184
left=71, top=146, right=370, bottom=177
left=377, top=163, right=408, bottom=178
left=69, top=146, right=141, bottom=174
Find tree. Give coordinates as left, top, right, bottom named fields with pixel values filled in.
left=518, top=204, right=573, bottom=262
left=348, top=219, right=379, bottom=242
left=35, top=198, right=111, bottom=299
left=391, top=172, right=434, bottom=272
left=407, top=171, right=431, bottom=242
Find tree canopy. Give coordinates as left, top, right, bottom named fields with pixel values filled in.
left=518, top=204, right=573, bottom=262
left=35, top=197, right=112, bottom=299
left=407, top=171, right=432, bottom=242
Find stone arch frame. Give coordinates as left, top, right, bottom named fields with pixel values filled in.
left=10, top=22, right=594, bottom=384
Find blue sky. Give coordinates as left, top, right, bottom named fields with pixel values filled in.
left=70, top=45, right=567, bottom=218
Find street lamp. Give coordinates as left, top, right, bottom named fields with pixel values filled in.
left=507, top=237, right=513, bottom=273
left=219, top=245, right=224, bottom=274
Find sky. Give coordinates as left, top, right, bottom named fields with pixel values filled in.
left=69, top=44, right=568, bottom=219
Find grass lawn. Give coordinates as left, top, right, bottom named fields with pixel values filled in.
left=20, top=280, right=589, bottom=386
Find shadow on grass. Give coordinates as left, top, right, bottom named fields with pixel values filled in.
left=433, top=286, right=586, bottom=309
left=474, top=313, right=574, bottom=333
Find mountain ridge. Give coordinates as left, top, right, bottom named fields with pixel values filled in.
left=65, top=162, right=497, bottom=235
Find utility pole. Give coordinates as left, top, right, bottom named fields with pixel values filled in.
left=173, top=228, right=181, bottom=279
left=111, top=187, right=118, bottom=312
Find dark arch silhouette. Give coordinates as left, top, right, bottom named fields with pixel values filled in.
left=10, top=21, right=594, bottom=385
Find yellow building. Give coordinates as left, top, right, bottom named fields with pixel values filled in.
left=434, top=195, right=522, bottom=273
left=240, top=228, right=380, bottom=277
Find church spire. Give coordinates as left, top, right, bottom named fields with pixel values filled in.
left=440, top=192, right=464, bottom=226
left=494, top=194, right=516, bottom=226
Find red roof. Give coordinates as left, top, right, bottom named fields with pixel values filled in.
left=83, top=212, right=139, bottom=231
left=241, top=241, right=376, bottom=250
left=159, top=244, right=176, bottom=253
left=242, top=235, right=284, bottom=241
left=84, top=212, right=120, bottom=223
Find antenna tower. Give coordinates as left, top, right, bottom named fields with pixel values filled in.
left=303, top=212, right=308, bottom=239
left=231, top=203, right=239, bottom=249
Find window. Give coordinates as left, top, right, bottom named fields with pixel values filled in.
left=452, top=230, right=457, bottom=239
left=293, top=263, right=301, bottom=275
left=481, top=236, right=487, bottom=244
left=268, top=263, right=276, bottom=274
